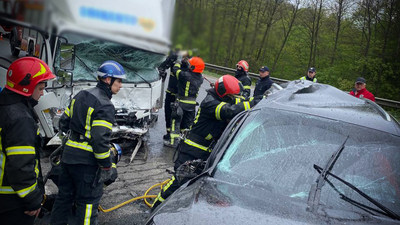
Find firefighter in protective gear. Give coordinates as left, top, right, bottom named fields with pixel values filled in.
left=152, top=75, right=262, bottom=210
left=165, top=56, right=204, bottom=148
left=50, top=60, right=125, bottom=225
left=0, top=57, right=55, bottom=224
left=160, top=49, right=193, bottom=143
left=235, top=60, right=252, bottom=99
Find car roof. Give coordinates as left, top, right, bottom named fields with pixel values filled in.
left=255, top=80, right=400, bottom=136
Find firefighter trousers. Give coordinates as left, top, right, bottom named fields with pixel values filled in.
left=0, top=207, right=35, bottom=225
left=164, top=92, right=176, bottom=132
left=152, top=142, right=206, bottom=210
left=50, top=163, right=102, bottom=225
left=170, top=106, right=195, bottom=146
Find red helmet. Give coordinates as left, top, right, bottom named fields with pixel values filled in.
left=215, top=75, right=241, bottom=98
left=236, top=60, right=249, bottom=72
left=189, top=57, right=205, bottom=73
left=5, top=57, right=55, bottom=96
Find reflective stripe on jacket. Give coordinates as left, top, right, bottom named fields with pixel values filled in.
left=181, top=89, right=257, bottom=155
left=0, top=89, right=44, bottom=213
left=300, top=76, right=317, bottom=83
left=171, top=63, right=204, bottom=107
left=59, top=82, right=114, bottom=168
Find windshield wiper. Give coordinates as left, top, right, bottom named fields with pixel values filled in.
left=307, top=135, right=349, bottom=213
left=122, top=64, right=152, bottom=87
left=314, top=164, right=400, bottom=220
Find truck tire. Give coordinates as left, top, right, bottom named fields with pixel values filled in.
left=10, top=32, right=20, bottom=57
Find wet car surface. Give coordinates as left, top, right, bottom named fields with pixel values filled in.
left=147, top=80, right=400, bottom=225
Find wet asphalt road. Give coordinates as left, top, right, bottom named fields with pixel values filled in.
left=35, top=75, right=218, bottom=225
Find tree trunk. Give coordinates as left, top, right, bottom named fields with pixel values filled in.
left=224, top=0, right=244, bottom=67
left=229, top=0, right=250, bottom=66
left=331, top=0, right=344, bottom=66
left=239, top=0, right=253, bottom=59
left=272, top=0, right=300, bottom=71
left=312, top=0, right=323, bottom=67
left=361, top=0, right=373, bottom=77
left=376, top=0, right=395, bottom=96
left=249, top=0, right=268, bottom=58
left=209, top=1, right=219, bottom=63
left=256, top=0, right=281, bottom=62
left=214, top=8, right=228, bottom=64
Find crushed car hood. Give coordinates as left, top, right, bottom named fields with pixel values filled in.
left=149, top=177, right=397, bottom=225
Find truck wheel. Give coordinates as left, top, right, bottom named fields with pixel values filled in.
left=10, top=33, right=20, bottom=57
left=28, top=41, right=34, bottom=56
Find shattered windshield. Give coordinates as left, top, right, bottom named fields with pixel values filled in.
left=56, top=32, right=165, bottom=83
left=214, top=108, right=400, bottom=216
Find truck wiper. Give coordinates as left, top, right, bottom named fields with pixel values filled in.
left=313, top=165, right=400, bottom=220
left=306, top=135, right=349, bottom=213
left=121, top=64, right=151, bottom=87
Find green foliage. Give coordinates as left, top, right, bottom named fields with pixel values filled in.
left=173, top=0, right=400, bottom=102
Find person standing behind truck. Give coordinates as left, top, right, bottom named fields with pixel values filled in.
left=50, top=61, right=124, bottom=225
left=0, top=57, right=55, bottom=225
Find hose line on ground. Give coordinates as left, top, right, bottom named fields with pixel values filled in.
left=98, top=179, right=171, bottom=212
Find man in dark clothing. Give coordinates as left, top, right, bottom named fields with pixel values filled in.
left=253, top=66, right=274, bottom=97
left=0, top=57, right=55, bottom=225
left=50, top=60, right=124, bottom=225
left=300, top=67, right=318, bottom=83
left=151, top=75, right=262, bottom=209
left=235, top=60, right=252, bottom=99
left=165, top=57, right=205, bottom=148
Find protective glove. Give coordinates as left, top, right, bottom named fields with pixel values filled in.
left=158, top=67, right=167, bottom=82
left=104, top=167, right=118, bottom=186
left=251, top=95, right=265, bottom=107
left=98, top=167, right=118, bottom=185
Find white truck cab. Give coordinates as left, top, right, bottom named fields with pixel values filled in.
left=0, top=0, right=175, bottom=157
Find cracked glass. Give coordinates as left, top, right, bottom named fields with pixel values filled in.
left=215, top=108, right=400, bottom=215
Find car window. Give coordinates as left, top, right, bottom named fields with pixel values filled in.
left=214, top=108, right=400, bottom=215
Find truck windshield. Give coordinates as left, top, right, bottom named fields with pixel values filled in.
left=58, top=32, right=165, bottom=83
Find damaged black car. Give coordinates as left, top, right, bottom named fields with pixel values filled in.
left=147, top=80, right=400, bottom=225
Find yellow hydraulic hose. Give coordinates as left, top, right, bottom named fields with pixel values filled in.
left=98, top=179, right=171, bottom=213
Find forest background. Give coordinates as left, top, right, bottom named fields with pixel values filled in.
left=171, top=0, right=400, bottom=106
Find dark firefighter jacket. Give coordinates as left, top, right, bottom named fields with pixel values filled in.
left=235, top=71, right=252, bottom=99
left=171, top=63, right=204, bottom=111
left=59, top=82, right=114, bottom=168
left=165, top=60, right=190, bottom=95
left=159, top=53, right=179, bottom=95
left=253, top=76, right=274, bottom=97
left=0, top=89, right=44, bottom=213
left=180, top=88, right=259, bottom=160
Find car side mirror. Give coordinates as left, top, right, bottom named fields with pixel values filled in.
left=60, top=43, right=75, bottom=71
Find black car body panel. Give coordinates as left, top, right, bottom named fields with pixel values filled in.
left=150, top=177, right=398, bottom=225
left=257, top=81, right=400, bottom=136
left=147, top=81, right=400, bottom=225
